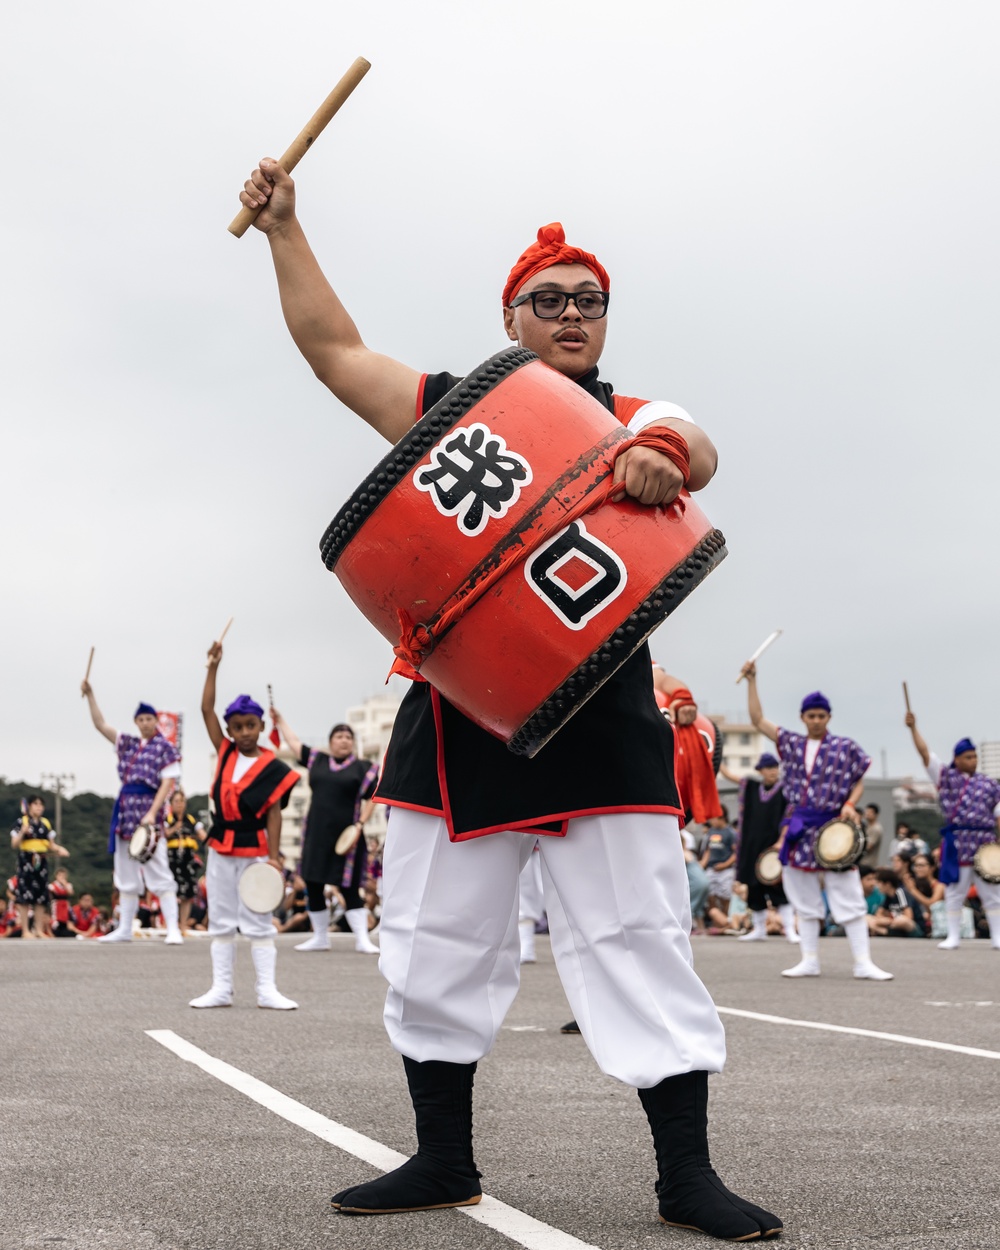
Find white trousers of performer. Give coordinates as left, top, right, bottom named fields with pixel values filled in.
left=946, top=866, right=1000, bottom=915
left=112, top=834, right=177, bottom=898
left=206, top=848, right=276, bottom=940
left=781, top=866, right=867, bottom=924
left=380, top=808, right=727, bottom=1088
left=518, top=851, right=545, bottom=923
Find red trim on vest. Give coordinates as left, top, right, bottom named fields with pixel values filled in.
left=415, top=373, right=428, bottom=427
left=612, top=394, right=649, bottom=426
left=208, top=741, right=295, bottom=857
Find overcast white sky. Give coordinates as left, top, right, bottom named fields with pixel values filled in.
left=4, top=1, right=999, bottom=799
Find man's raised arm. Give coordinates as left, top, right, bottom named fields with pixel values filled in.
left=243, top=158, right=420, bottom=444
left=740, top=662, right=778, bottom=744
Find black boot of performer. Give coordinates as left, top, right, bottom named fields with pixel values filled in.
left=638, top=1070, right=782, bottom=1241
left=331, top=1057, right=482, bottom=1214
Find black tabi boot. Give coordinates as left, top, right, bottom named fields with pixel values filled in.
left=331, top=1057, right=482, bottom=1214
left=638, top=1070, right=782, bottom=1242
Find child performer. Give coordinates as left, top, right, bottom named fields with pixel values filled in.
left=191, top=642, right=300, bottom=1010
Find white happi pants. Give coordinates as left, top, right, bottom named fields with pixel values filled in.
left=380, top=808, right=727, bottom=1088
left=112, top=833, right=177, bottom=897
left=946, top=865, right=1000, bottom=914
left=518, top=848, right=545, bottom=924
left=206, top=848, right=276, bottom=940
left=782, top=865, right=867, bottom=924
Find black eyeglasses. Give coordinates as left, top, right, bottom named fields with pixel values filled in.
left=509, top=289, right=610, bottom=319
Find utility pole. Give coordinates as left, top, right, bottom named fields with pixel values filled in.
left=40, top=772, right=75, bottom=837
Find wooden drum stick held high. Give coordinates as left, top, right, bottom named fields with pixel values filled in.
left=735, top=629, right=783, bottom=683
left=903, top=681, right=911, bottom=714
left=227, top=57, right=371, bottom=238
left=82, top=646, right=95, bottom=694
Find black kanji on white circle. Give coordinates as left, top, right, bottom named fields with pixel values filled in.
left=414, top=423, right=532, bottom=537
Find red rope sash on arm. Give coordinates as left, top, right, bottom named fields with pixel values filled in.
left=390, top=426, right=691, bottom=678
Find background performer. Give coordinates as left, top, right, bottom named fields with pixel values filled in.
left=191, top=644, right=300, bottom=1009
left=165, top=789, right=207, bottom=934
left=81, top=681, right=182, bottom=945
left=271, top=711, right=379, bottom=954
left=722, top=755, right=798, bottom=943
left=9, top=796, right=68, bottom=939
left=743, top=662, right=892, bottom=980
left=239, top=154, right=781, bottom=1242
left=905, top=710, right=1000, bottom=949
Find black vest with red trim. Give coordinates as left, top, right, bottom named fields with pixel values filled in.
left=208, top=740, right=299, bottom=857
left=375, top=366, right=682, bottom=841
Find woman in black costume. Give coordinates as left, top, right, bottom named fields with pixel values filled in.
left=271, top=711, right=379, bottom=953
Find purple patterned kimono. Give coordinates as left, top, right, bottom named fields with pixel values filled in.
left=934, top=764, right=1000, bottom=868
left=107, top=733, right=181, bottom=853
left=776, top=728, right=870, bottom=871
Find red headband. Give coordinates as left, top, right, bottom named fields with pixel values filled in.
left=502, top=223, right=610, bottom=308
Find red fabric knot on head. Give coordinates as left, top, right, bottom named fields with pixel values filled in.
left=503, top=222, right=611, bottom=308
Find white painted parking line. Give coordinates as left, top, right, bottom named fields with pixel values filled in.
left=146, top=1029, right=601, bottom=1250
left=718, top=1007, right=1000, bottom=1060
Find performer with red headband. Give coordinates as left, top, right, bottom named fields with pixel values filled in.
left=191, top=643, right=300, bottom=1010
left=239, top=162, right=781, bottom=1240
left=81, top=680, right=183, bottom=945
left=742, top=662, right=892, bottom=981
left=905, top=710, right=1000, bottom=949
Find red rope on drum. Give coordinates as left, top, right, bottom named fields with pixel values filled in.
left=389, top=426, right=691, bottom=680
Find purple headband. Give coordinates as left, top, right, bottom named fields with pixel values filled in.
left=800, top=691, right=831, bottom=714
left=224, top=694, right=264, bottom=721
left=134, top=702, right=157, bottom=719
left=953, top=738, right=976, bottom=759
left=756, top=753, right=779, bottom=771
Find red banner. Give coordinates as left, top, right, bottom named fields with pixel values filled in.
left=157, top=711, right=183, bottom=754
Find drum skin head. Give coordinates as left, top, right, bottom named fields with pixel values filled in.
left=755, top=849, right=782, bottom=885
left=128, top=824, right=155, bottom=862
left=974, top=842, right=1000, bottom=885
left=815, top=819, right=865, bottom=870
left=238, top=863, right=284, bottom=914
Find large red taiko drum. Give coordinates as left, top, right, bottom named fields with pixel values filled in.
left=320, top=348, right=727, bottom=757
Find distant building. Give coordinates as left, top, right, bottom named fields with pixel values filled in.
left=980, top=741, right=1000, bottom=780
left=709, top=715, right=770, bottom=778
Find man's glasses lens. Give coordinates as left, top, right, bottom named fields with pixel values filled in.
left=513, top=290, right=609, bottom=319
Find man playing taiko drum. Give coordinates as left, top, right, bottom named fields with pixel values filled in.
left=742, top=663, right=892, bottom=981
left=240, top=160, right=781, bottom=1240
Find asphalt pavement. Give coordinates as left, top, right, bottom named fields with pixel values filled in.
left=1, top=931, right=998, bottom=1250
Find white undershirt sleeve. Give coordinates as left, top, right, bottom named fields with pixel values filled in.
left=926, top=753, right=942, bottom=787
left=626, top=400, right=696, bottom=435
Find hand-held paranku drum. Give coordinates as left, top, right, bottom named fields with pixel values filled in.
left=128, top=823, right=160, bottom=864
left=814, top=818, right=867, bottom=872
left=973, top=841, right=1000, bottom=885
left=334, top=824, right=362, bottom=856
left=755, top=848, right=783, bottom=886
left=321, top=349, right=727, bottom=757
left=238, top=862, right=285, bottom=914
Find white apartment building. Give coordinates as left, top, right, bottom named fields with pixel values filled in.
left=979, top=741, right=1000, bottom=780
left=709, top=715, right=771, bottom=779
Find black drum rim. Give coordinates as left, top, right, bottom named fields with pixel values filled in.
left=508, top=529, right=728, bottom=758
left=319, top=346, right=538, bottom=571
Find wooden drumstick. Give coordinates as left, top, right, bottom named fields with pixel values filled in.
left=228, top=57, right=371, bottom=238
left=735, top=629, right=783, bottom=683
left=82, top=646, right=94, bottom=694
left=217, top=616, right=234, bottom=646
left=903, top=681, right=911, bottom=714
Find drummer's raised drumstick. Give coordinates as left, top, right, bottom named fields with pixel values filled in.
left=735, top=629, right=783, bottom=683
left=82, top=646, right=94, bottom=694
left=217, top=616, right=234, bottom=646
left=903, top=681, right=911, bottom=714
left=228, top=57, right=371, bottom=238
